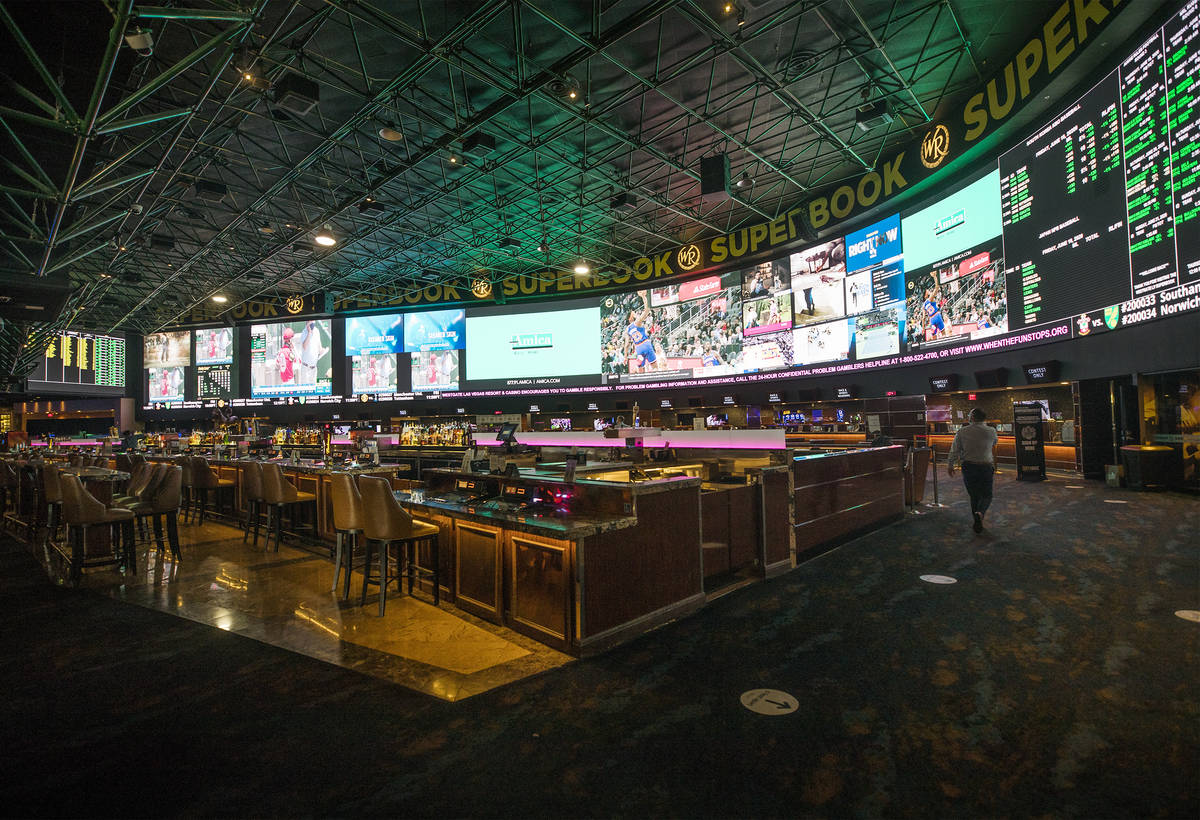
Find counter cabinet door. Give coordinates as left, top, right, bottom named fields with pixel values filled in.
left=507, top=532, right=573, bottom=651
left=454, top=521, right=503, bottom=623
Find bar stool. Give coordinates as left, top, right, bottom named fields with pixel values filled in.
left=175, top=456, right=195, bottom=523
left=260, top=463, right=317, bottom=552
left=39, top=463, right=63, bottom=557
left=58, top=473, right=135, bottom=585
left=189, top=457, right=235, bottom=524
left=0, top=460, right=16, bottom=525
left=114, top=463, right=168, bottom=544
left=240, top=461, right=266, bottom=547
left=124, top=465, right=183, bottom=561
left=113, top=462, right=156, bottom=542
left=357, top=475, right=440, bottom=616
left=329, top=472, right=364, bottom=599
left=68, top=454, right=83, bottom=467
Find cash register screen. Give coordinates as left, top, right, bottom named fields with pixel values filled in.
left=502, top=485, right=529, bottom=501
left=455, top=479, right=478, bottom=492
left=495, top=422, right=518, bottom=443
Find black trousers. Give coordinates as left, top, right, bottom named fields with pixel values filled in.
left=961, top=462, right=995, bottom=516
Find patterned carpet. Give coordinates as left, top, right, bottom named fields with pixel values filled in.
left=1, top=473, right=1196, bottom=818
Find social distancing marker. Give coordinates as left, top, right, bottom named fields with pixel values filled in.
left=1175, top=610, right=1200, bottom=623
left=740, top=689, right=798, bottom=715
left=1065, top=485, right=1084, bottom=489
left=920, top=574, right=957, bottom=584
left=1104, top=499, right=1129, bottom=504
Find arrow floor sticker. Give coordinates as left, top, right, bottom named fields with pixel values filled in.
left=740, top=689, right=799, bottom=715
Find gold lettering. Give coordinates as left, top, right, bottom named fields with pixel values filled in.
left=963, top=92, right=988, bottom=141
left=1015, top=37, right=1043, bottom=99
left=987, top=63, right=1018, bottom=122
left=856, top=171, right=882, bottom=207
left=768, top=216, right=787, bottom=246
left=809, top=198, right=830, bottom=230
left=1073, top=0, right=1109, bottom=45
left=653, top=251, right=673, bottom=277
left=710, top=235, right=728, bottom=263
left=1044, top=2, right=1074, bottom=74
left=748, top=223, right=769, bottom=252
left=830, top=186, right=854, bottom=219
left=728, top=228, right=749, bottom=257
left=883, top=152, right=906, bottom=195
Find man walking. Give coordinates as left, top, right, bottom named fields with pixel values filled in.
left=947, top=408, right=999, bottom=533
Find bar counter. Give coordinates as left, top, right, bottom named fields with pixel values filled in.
left=925, top=434, right=1078, bottom=471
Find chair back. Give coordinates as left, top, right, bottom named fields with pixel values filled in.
left=42, top=464, right=62, bottom=504
left=241, top=461, right=264, bottom=502
left=260, top=463, right=298, bottom=505
left=124, top=462, right=154, bottom=498
left=357, top=475, right=413, bottom=541
left=174, top=455, right=192, bottom=488
left=190, top=456, right=217, bottom=489
left=0, top=460, right=16, bottom=488
left=115, top=454, right=132, bottom=473
left=330, top=472, right=364, bottom=531
left=68, top=453, right=82, bottom=467
left=59, top=473, right=107, bottom=526
left=149, top=466, right=183, bottom=514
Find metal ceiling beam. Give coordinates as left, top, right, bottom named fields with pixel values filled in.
left=34, top=0, right=134, bottom=278
left=0, top=4, right=80, bottom=123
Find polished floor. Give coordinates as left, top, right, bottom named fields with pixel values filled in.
left=3, top=473, right=1196, bottom=818
left=41, top=515, right=571, bottom=701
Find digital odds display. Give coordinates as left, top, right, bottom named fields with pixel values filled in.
left=28, top=330, right=126, bottom=395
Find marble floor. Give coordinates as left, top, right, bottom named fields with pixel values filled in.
left=37, top=516, right=573, bottom=701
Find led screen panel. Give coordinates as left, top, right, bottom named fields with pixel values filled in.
left=845, top=213, right=902, bottom=273
left=27, top=331, right=125, bottom=395
left=249, top=319, right=333, bottom=397
left=403, top=308, right=465, bottom=351
left=600, top=273, right=742, bottom=384
left=344, top=313, right=403, bottom=356
left=466, top=304, right=600, bottom=389
left=350, top=353, right=398, bottom=394
left=901, top=171, right=1002, bottom=272
left=144, top=331, right=191, bottom=369
left=147, top=366, right=185, bottom=403
left=194, top=327, right=233, bottom=365
left=411, top=349, right=460, bottom=392
left=791, top=237, right=847, bottom=326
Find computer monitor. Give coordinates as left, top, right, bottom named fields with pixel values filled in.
left=495, top=422, right=518, bottom=443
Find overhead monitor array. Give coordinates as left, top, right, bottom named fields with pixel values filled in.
left=136, top=1, right=1199, bottom=409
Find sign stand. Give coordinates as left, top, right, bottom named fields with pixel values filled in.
left=1013, top=402, right=1046, bottom=481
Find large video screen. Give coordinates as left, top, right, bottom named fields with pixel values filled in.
left=147, top=366, right=185, bottom=403
left=404, top=308, right=465, bottom=352
left=601, top=273, right=742, bottom=384
left=249, top=319, right=332, bottom=397
left=901, top=171, right=1002, bottom=272
left=197, top=364, right=234, bottom=402
left=466, top=303, right=600, bottom=389
left=144, top=331, right=190, bottom=369
left=194, top=327, right=233, bottom=365
left=351, top=353, right=399, bottom=395
left=345, top=313, right=403, bottom=356
left=412, top=349, right=460, bottom=392
left=791, top=237, right=847, bottom=326
left=28, top=331, right=126, bottom=395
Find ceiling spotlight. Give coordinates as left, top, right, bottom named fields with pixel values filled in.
left=735, top=171, right=752, bottom=189
left=574, top=262, right=590, bottom=274
left=378, top=123, right=404, bottom=142
left=212, top=295, right=229, bottom=304
left=124, top=28, right=154, bottom=57
left=313, top=225, right=337, bottom=247
left=257, top=222, right=274, bottom=234
left=537, top=239, right=550, bottom=254
left=448, top=152, right=462, bottom=166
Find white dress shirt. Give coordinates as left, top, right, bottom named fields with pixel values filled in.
left=948, top=421, right=998, bottom=467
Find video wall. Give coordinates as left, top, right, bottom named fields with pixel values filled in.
left=28, top=330, right=126, bottom=395
left=140, top=1, right=1200, bottom=410
left=142, top=327, right=238, bottom=409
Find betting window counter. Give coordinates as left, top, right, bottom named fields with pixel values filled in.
left=380, top=446, right=469, bottom=479
left=926, top=434, right=1079, bottom=471
left=784, top=432, right=870, bottom=450
left=791, top=446, right=906, bottom=557
left=403, top=468, right=707, bottom=654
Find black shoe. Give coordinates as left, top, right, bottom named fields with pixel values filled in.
left=973, top=512, right=983, bottom=533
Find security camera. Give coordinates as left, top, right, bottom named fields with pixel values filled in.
left=124, top=28, right=154, bottom=57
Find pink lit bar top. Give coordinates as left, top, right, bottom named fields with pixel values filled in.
left=31, top=438, right=104, bottom=446
left=471, top=429, right=786, bottom=450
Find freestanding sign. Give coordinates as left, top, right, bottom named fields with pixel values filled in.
left=1013, top=401, right=1046, bottom=481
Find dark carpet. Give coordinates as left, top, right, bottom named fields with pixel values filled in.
left=1, top=474, right=1197, bottom=819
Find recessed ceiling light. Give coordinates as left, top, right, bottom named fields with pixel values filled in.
left=212, top=295, right=228, bottom=303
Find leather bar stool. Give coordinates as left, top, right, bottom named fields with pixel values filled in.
left=124, top=465, right=183, bottom=561
left=0, top=460, right=16, bottom=524
left=175, top=456, right=195, bottom=523
left=39, top=463, right=63, bottom=557
left=357, top=475, right=440, bottom=616
left=59, top=473, right=135, bottom=585
left=115, top=454, right=132, bottom=474
left=115, top=463, right=168, bottom=544
left=260, top=463, right=317, bottom=552
left=189, top=456, right=235, bottom=524
left=329, top=472, right=364, bottom=599
left=240, top=461, right=267, bottom=547
left=68, top=454, right=82, bottom=467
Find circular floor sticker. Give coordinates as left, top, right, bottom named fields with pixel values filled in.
left=740, top=689, right=799, bottom=715
left=1175, top=610, right=1200, bottom=623
left=1104, top=499, right=1129, bottom=504
left=920, top=574, right=957, bottom=584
